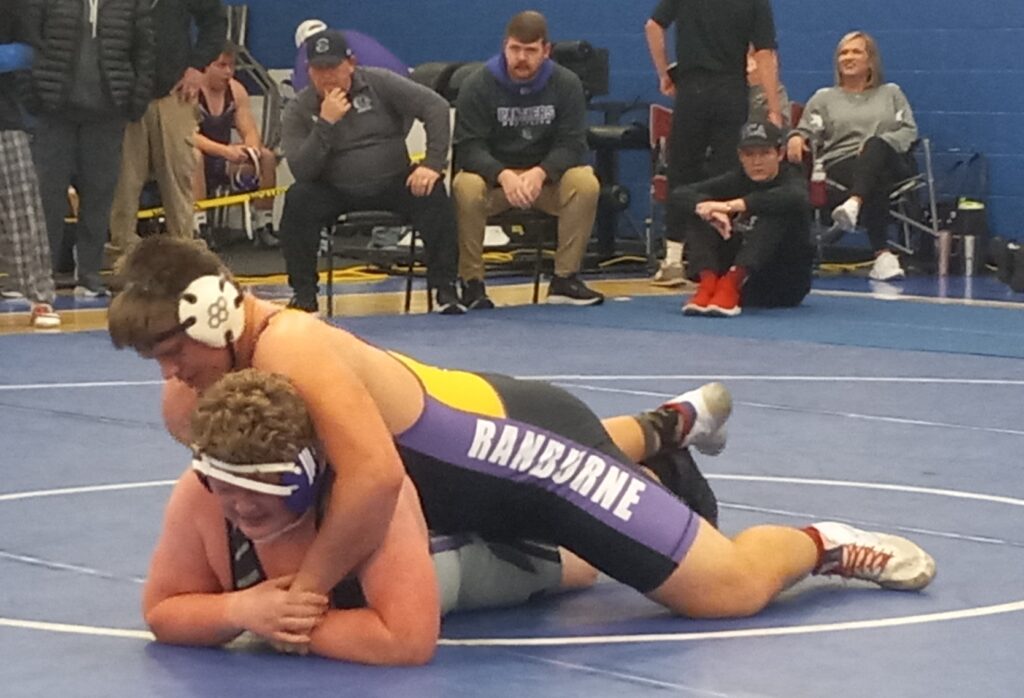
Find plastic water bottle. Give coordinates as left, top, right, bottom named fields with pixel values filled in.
left=810, top=159, right=827, bottom=208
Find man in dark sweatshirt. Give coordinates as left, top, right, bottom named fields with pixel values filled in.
left=108, top=0, right=226, bottom=266
left=452, top=11, right=602, bottom=309
left=674, top=120, right=812, bottom=317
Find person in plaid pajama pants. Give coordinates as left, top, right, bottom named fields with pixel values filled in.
left=0, top=1, right=59, bottom=329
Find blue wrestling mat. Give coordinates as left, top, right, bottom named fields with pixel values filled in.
left=2, top=287, right=1024, bottom=696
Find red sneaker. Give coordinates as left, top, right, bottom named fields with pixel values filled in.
left=708, top=270, right=742, bottom=317
left=682, top=272, right=717, bottom=315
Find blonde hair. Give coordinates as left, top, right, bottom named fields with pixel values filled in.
left=191, top=369, right=315, bottom=465
left=834, top=31, right=884, bottom=89
left=108, top=237, right=234, bottom=352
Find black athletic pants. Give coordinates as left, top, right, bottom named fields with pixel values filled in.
left=826, top=137, right=913, bottom=253
left=279, top=174, right=458, bottom=300
left=665, top=71, right=750, bottom=243
left=687, top=213, right=813, bottom=308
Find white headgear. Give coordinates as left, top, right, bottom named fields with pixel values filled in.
left=295, top=19, right=328, bottom=48
left=192, top=446, right=324, bottom=514
left=178, top=274, right=245, bottom=348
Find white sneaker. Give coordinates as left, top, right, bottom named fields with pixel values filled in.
left=1, top=289, right=25, bottom=300
left=74, top=284, right=109, bottom=299
left=869, top=250, right=905, bottom=281
left=651, top=260, right=686, bottom=287
left=810, top=521, right=936, bottom=591
left=30, top=303, right=61, bottom=330
left=662, top=382, right=732, bottom=456
left=831, top=198, right=861, bottom=232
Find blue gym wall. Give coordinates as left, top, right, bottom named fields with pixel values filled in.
left=242, top=0, right=1022, bottom=241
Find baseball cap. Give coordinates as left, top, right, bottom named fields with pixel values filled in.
left=306, top=29, right=352, bottom=67
left=294, top=19, right=327, bottom=48
left=737, top=120, right=783, bottom=149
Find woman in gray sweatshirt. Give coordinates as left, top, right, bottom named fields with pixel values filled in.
left=786, top=31, right=917, bottom=281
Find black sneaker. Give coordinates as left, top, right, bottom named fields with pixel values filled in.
left=459, top=278, right=495, bottom=310
left=287, top=294, right=319, bottom=313
left=434, top=283, right=467, bottom=315
left=546, top=274, right=604, bottom=306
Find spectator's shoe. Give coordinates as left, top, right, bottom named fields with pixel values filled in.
left=650, top=260, right=686, bottom=287
left=30, top=303, right=61, bottom=330
left=286, top=294, right=319, bottom=313
left=547, top=274, right=604, bottom=306
left=809, top=521, right=936, bottom=591
left=74, top=283, right=109, bottom=299
left=682, top=273, right=717, bottom=315
left=641, top=448, right=719, bottom=527
left=831, top=197, right=861, bottom=232
left=990, top=237, right=1013, bottom=285
left=661, top=382, right=732, bottom=456
left=1011, top=245, right=1024, bottom=293
left=459, top=278, right=495, bottom=310
left=256, top=225, right=280, bottom=249
left=435, top=283, right=467, bottom=315
left=869, top=250, right=906, bottom=281
left=707, top=273, right=742, bottom=317
left=0, top=288, right=25, bottom=300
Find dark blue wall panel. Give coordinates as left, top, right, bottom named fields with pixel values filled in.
left=241, top=1, right=1022, bottom=239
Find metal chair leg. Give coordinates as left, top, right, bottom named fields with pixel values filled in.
left=405, top=228, right=416, bottom=313
left=532, top=229, right=543, bottom=304
left=326, top=228, right=335, bottom=318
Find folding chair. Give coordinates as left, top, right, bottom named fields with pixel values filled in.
left=487, top=209, right=558, bottom=304
left=807, top=138, right=941, bottom=268
left=319, top=211, right=429, bottom=317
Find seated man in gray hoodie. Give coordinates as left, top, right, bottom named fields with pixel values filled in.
left=279, top=30, right=463, bottom=314
left=451, top=11, right=603, bottom=309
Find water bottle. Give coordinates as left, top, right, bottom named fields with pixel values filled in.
left=810, top=159, right=827, bottom=208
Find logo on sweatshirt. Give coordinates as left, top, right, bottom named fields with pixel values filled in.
left=496, top=105, right=556, bottom=128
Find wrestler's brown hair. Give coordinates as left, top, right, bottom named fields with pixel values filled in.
left=107, top=237, right=234, bottom=353
left=191, top=369, right=316, bottom=464
left=834, top=31, right=884, bottom=89
left=505, top=10, right=548, bottom=44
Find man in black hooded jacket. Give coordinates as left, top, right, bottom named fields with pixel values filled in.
left=24, top=0, right=155, bottom=297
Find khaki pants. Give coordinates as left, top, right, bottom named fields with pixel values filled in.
left=452, top=165, right=599, bottom=281
left=109, top=95, right=199, bottom=255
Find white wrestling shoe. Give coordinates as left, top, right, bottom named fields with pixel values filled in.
left=809, top=521, right=936, bottom=591
left=662, top=382, right=732, bottom=456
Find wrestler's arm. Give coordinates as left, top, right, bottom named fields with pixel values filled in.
left=142, top=474, right=243, bottom=645
left=253, top=318, right=405, bottom=596
left=231, top=79, right=263, bottom=150
left=142, top=474, right=327, bottom=647
left=308, top=480, right=441, bottom=665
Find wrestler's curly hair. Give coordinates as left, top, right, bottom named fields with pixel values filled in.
left=191, top=369, right=316, bottom=464
left=107, top=236, right=235, bottom=352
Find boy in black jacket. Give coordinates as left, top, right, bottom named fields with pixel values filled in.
left=674, top=120, right=812, bottom=317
